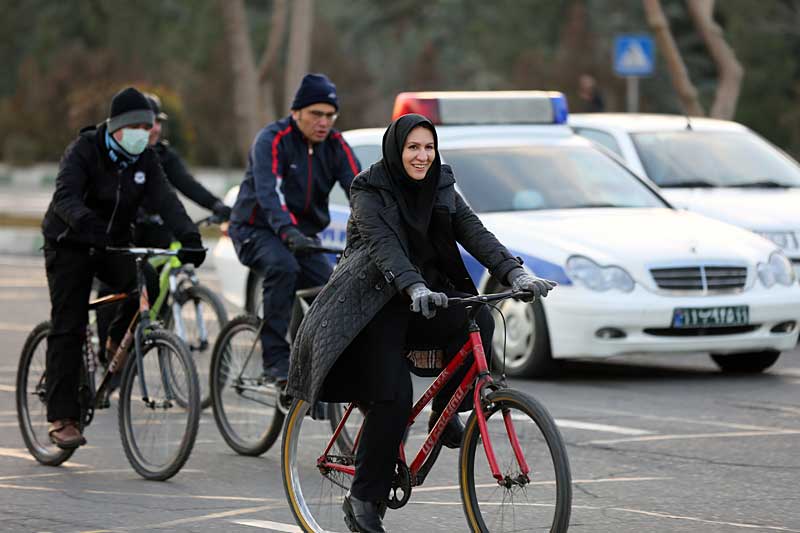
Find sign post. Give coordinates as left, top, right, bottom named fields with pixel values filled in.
left=613, top=35, right=655, bottom=112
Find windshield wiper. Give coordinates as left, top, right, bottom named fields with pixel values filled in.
left=568, top=203, right=620, bottom=209
left=658, top=180, right=716, bottom=188
left=727, top=179, right=790, bottom=189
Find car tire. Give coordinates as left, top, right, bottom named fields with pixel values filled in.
left=710, top=350, right=780, bottom=374
left=245, top=270, right=264, bottom=317
left=488, top=280, right=560, bottom=378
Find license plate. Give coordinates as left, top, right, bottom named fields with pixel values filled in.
left=672, top=306, right=749, bottom=328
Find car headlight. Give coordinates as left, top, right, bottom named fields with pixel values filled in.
left=756, top=231, right=798, bottom=251
left=757, top=251, right=795, bottom=287
left=565, top=255, right=635, bottom=292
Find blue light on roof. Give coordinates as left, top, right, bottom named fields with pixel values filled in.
left=550, top=93, right=569, bottom=124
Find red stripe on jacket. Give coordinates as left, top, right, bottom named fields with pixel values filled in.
left=332, top=132, right=359, bottom=176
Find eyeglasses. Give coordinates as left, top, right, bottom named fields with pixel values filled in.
left=306, top=110, right=339, bottom=122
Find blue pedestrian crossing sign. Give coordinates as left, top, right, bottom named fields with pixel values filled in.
left=614, top=35, right=655, bottom=77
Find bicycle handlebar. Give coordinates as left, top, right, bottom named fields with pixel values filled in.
left=447, top=290, right=534, bottom=306
left=106, top=246, right=208, bottom=257
left=195, top=214, right=226, bottom=227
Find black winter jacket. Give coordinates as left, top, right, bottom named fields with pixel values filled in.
left=151, top=140, right=219, bottom=211
left=41, top=124, right=200, bottom=248
left=229, top=115, right=361, bottom=238
left=287, top=162, right=521, bottom=404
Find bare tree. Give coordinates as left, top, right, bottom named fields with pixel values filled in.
left=687, top=0, right=743, bottom=119
left=284, top=0, right=314, bottom=111
left=218, top=0, right=288, bottom=160
left=642, top=0, right=705, bottom=116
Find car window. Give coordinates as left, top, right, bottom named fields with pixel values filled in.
left=631, top=130, right=800, bottom=187
left=573, top=127, right=623, bottom=157
left=443, top=145, right=666, bottom=213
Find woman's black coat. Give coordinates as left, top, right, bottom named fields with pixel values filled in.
left=287, top=162, right=522, bottom=404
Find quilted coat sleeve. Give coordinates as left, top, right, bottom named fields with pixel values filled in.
left=452, top=191, right=522, bottom=284
left=349, top=173, right=425, bottom=292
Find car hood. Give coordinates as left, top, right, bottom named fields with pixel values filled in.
left=661, top=188, right=800, bottom=232
left=479, top=208, right=778, bottom=287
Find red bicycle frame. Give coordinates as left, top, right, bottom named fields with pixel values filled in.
left=319, top=302, right=530, bottom=486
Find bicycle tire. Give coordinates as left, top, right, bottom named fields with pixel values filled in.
left=166, top=283, right=228, bottom=409
left=16, top=321, right=76, bottom=466
left=210, top=314, right=284, bottom=456
left=118, top=328, right=200, bottom=481
left=460, top=388, right=571, bottom=532
left=283, top=399, right=355, bottom=532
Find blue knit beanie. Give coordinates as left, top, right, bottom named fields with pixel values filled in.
left=291, top=73, right=339, bottom=111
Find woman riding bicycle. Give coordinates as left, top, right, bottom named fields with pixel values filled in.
left=288, top=114, right=555, bottom=533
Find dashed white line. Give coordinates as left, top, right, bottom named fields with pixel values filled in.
left=583, top=428, right=800, bottom=446
left=555, top=419, right=653, bottom=435
left=231, top=519, right=302, bottom=532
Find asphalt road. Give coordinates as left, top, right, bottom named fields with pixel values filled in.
left=0, top=254, right=798, bottom=532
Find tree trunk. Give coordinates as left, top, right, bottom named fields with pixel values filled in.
left=642, top=0, right=705, bottom=116
left=284, top=0, right=314, bottom=111
left=687, top=0, right=743, bottom=119
left=258, top=0, right=288, bottom=124
left=218, top=0, right=262, bottom=160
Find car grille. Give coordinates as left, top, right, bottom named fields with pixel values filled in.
left=650, top=265, right=747, bottom=293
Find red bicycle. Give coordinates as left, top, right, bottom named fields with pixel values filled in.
left=281, top=290, right=572, bottom=532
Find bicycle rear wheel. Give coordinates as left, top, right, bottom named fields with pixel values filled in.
left=118, top=329, right=200, bottom=481
left=167, top=283, right=228, bottom=409
left=283, top=399, right=356, bottom=533
left=460, top=388, right=571, bottom=532
left=16, top=321, right=76, bottom=466
left=210, top=315, right=283, bottom=456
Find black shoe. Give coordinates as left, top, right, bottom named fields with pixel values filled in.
left=343, top=492, right=386, bottom=533
left=429, top=410, right=464, bottom=449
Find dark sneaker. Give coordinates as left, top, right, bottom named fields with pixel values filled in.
left=343, top=492, right=386, bottom=533
left=48, top=419, right=86, bottom=449
left=428, top=410, right=464, bottom=449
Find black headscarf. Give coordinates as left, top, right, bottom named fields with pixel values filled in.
left=380, top=114, right=441, bottom=253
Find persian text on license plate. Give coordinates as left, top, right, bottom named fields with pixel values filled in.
left=672, top=306, right=749, bottom=328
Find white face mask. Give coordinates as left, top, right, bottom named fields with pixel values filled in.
left=118, top=128, right=150, bottom=155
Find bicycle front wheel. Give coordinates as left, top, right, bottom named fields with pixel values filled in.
left=168, top=284, right=228, bottom=409
left=16, top=321, right=75, bottom=466
left=118, top=329, right=200, bottom=481
left=283, top=399, right=355, bottom=533
left=210, top=315, right=283, bottom=456
left=460, top=388, right=571, bottom=532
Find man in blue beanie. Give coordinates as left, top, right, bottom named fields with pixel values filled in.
left=229, top=73, right=361, bottom=384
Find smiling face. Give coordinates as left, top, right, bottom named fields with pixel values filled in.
left=402, top=126, right=436, bottom=180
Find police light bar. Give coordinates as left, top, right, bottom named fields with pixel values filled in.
left=392, top=91, right=569, bottom=125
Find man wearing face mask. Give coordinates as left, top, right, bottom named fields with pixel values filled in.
left=40, top=86, right=205, bottom=449
left=229, top=73, right=361, bottom=384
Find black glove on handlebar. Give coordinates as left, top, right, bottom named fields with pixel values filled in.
left=281, top=226, right=317, bottom=255
left=211, top=200, right=232, bottom=222
left=178, top=234, right=206, bottom=267
left=405, top=283, right=448, bottom=319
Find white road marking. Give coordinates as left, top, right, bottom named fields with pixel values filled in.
left=0, top=277, right=47, bottom=287
left=0, top=290, right=44, bottom=300
left=776, top=368, right=800, bottom=377
left=231, top=519, right=302, bottom=532
left=83, top=489, right=278, bottom=503
left=0, top=385, right=15, bottom=392
left=0, top=447, right=89, bottom=467
left=583, top=428, right=800, bottom=446
left=555, top=419, right=653, bottom=435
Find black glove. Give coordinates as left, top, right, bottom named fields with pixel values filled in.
left=507, top=268, right=557, bottom=301
left=211, top=200, right=232, bottom=222
left=177, top=235, right=206, bottom=267
left=281, top=226, right=317, bottom=255
left=405, top=283, right=448, bottom=319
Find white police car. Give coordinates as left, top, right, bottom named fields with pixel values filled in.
left=569, top=113, right=800, bottom=278
left=213, top=92, right=800, bottom=377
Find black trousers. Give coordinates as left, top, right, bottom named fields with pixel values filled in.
left=350, top=293, right=494, bottom=501
left=44, top=245, right=158, bottom=422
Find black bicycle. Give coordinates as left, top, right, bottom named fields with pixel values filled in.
left=17, top=247, right=202, bottom=481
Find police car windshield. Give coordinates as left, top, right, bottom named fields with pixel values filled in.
left=443, top=145, right=666, bottom=213
left=632, top=130, right=800, bottom=188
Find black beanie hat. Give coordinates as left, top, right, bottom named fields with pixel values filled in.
left=144, top=92, right=169, bottom=121
left=291, top=73, right=339, bottom=111
left=107, top=87, right=155, bottom=133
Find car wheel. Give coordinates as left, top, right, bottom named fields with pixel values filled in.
left=488, top=281, right=559, bottom=377
left=710, top=350, right=780, bottom=374
left=246, top=270, right=264, bottom=318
